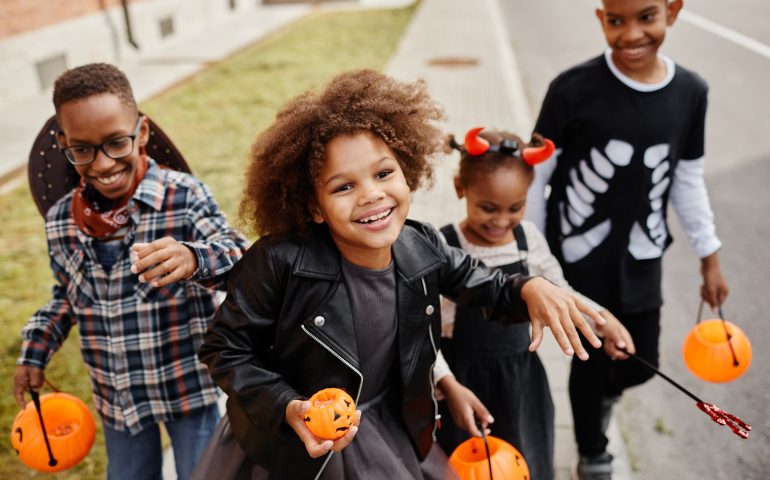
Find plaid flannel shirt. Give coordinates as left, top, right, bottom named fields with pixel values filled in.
left=18, top=159, right=249, bottom=434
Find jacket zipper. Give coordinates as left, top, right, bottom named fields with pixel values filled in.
left=422, top=277, right=441, bottom=441
left=301, top=324, right=364, bottom=480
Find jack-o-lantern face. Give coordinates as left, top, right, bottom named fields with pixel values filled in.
left=10, top=392, right=96, bottom=473
left=303, top=388, right=356, bottom=440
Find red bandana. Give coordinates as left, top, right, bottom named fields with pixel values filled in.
left=71, top=154, right=148, bottom=239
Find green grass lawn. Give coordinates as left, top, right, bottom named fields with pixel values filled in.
left=0, top=4, right=416, bottom=478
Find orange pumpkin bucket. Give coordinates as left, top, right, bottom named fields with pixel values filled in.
left=303, top=388, right=356, bottom=440
left=10, top=391, right=96, bottom=473
left=449, top=435, right=530, bottom=480
left=682, top=302, right=752, bottom=383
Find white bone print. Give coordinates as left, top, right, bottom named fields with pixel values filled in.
left=560, top=140, right=633, bottom=263
left=628, top=143, right=670, bottom=259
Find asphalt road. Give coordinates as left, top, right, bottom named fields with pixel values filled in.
left=500, top=0, right=770, bottom=478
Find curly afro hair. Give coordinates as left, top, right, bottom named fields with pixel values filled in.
left=240, top=69, right=446, bottom=237
left=53, top=63, right=137, bottom=116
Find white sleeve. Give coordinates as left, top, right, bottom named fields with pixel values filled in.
left=524, top=149, right=559, bottom=232
left=432, top=349, right=454, bottom=391
left=522, top=221, right=604, bottom=315
left=669, top=157, right=722, bottom=258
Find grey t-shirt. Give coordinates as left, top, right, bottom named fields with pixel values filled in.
left=341, top=258, right=398, bottom=403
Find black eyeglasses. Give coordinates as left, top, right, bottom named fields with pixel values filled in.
left=61, top=116, right=144, bottom=166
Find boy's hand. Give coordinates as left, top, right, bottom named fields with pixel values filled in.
left=438, top=376, right=494, bottom=437
left=700, top=252, right=729, bottom=309
left=13, top=366, right=45, bottom=409
left=595, top=310, right=636, bottom=360
left=131, top=237, right=198, bottom=287
left=521, top=277, right=605, bottom=360
left=285, top=399, right=361, bottom=458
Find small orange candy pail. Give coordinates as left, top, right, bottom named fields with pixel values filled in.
left=303, top=388, right=356, bottom=440
left=682, top=318, right=752, bottom=383
left=10, top=392, right=96, bottom=473
left=449, top=435, right=530, bottom=480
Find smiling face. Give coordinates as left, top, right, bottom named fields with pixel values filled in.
left=58, top=93, right=148, bottom=200
left=596, top=0, right=683, bottom=82
left=312, top=132, right=411, bottom=269
left=456, top=167, right=531, bottom=247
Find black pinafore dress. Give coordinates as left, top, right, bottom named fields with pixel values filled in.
left=437, top=224, right=555, bottom=480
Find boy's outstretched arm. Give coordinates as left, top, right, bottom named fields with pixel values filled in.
left=595, top=310, right=636, bottom=360
left=521, top=277, right=605, bottom=360
left=130, top=237, right=197, bottom=287
left=130, top=180, right=248, bottom=289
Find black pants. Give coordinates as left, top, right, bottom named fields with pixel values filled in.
left=569, top=308, right=661, bottom=457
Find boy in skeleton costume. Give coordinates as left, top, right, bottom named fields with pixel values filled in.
left=526, top=1, right=729, bottom=479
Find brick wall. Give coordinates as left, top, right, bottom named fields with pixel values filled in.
left=0, top=0, right=145, bottom=39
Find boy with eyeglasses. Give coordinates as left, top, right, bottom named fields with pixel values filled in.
left=13, top=63, right=248, bottom=480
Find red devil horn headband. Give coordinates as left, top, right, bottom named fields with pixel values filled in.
left=460, top=126, right=555, bottom=166
left=464, top=127, right=489, bottom=155
left=522, top=138, right=555, bottom=166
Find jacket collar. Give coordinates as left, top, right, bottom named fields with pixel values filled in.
left=293, top=220, right=446, bottom=282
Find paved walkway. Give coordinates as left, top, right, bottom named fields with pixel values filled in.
left=0, top=0, right=633, bottom=478
left=386, top=1, right=632, bottom=478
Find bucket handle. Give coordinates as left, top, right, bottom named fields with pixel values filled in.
left=475, top=420, right=494, bottom=480
left=696, top=300, right=739, bottom=367
left=29, top=388, right=58, bottom=468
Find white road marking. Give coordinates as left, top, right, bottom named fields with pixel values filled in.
left=680, top=10, right=770, bottom=60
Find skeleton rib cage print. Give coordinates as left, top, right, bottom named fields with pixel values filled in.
left=558, top=140, right=672, bottom=264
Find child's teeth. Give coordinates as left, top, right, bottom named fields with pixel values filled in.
left=97, top=172, right=121, bottom=185
left=360, top=209, right=391, bottom=223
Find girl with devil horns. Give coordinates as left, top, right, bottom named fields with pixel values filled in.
left=194, top=70, right=610, bottom=479
left=433, top=127, right=635, bottom=480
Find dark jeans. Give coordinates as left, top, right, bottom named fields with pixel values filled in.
left=569, top=308, right=661, bottom=457
left=103, top=403, right=220, bottom=480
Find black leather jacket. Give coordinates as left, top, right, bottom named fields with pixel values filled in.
left=199, top=220, right=531, bottom=478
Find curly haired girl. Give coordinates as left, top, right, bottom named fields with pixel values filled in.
left=196, top=69, right=605, bottom=479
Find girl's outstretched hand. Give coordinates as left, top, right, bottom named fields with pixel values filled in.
left=285, top=399, right=362, bottom=458
left=595, top=310, right=636, bottom=360
left=521, top=277, right=605, bottom=360
left=438, top=375, right=494, bottom=437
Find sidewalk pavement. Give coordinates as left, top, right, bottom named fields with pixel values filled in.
left=0, top=0, right=633, bottom=478
left=386, top=1, right=634, bottom=478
